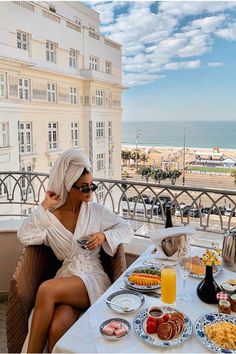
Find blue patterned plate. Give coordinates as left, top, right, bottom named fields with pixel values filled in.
left=195, top=313, right=236, bottom=353
left=133, top=306, right=193, bottom=348
left=124, top=266, right=161, bottom=292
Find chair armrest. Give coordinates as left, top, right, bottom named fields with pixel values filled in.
left=6, top=245, right=61, bottom=353
left=100, top=244, right=127, bottom=283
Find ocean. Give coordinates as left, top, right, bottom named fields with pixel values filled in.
left=121, top=121, right=236, bottom=150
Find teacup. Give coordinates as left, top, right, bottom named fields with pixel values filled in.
left=148, top=306, right=164, bottom=321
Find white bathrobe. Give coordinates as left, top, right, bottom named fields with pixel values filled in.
left=18, top=201, right=133, bottom=303
left=17, top=201, right=133, bottom=352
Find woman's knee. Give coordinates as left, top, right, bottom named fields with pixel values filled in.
left=36, top=279, right=55, bottom=303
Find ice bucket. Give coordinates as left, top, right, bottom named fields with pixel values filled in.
left=222, top=228, right=236, bottom=272
left=161, top=234, right=187, bottom=257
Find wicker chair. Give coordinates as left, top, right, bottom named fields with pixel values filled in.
left=6, top=244, right=126, bottom=353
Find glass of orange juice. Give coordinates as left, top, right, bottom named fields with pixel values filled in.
left=161, top=267, right=176, bottom=305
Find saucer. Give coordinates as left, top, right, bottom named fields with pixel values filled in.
left=106, top=290, right=145, bottom=314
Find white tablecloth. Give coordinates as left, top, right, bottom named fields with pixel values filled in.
left=53, top=245, right=235, bottom=353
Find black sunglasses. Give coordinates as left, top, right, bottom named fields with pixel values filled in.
left=72, top=183, right=98, bottom=193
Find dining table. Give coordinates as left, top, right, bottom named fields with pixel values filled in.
left=52, top=244, right=236, bottom=353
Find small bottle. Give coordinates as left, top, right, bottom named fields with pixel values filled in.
left=218, top=299, right=231, bottom=314
left=230, top=294, right=236, bottom=312
left=165, top=205, right=173, bottom=228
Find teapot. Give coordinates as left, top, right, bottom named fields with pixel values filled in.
left=222, top=228, right=236, bottom=272
left=161, top=234, right=188, bottom=257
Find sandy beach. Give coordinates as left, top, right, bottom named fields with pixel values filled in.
left=121, top=144, right=236, bottom=190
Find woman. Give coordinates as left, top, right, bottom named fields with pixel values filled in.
left=17, top=148, right=133, bottom=353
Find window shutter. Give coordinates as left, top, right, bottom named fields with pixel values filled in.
left=8, top=75, right=18, bottom=98
left=58, top=84, right=70, bottom=103
left=32, top=80, right=47, bottom=101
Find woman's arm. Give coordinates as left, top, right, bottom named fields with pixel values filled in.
left=101, top=206, right=134, bottom=256
left=17, top=191, right=61, bottom=246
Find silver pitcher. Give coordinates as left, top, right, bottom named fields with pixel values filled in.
left=161, top=234, right=188, bottom=257
left=222, top=228, right=236, bottom=272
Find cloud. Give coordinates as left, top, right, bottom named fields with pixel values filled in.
left=216, top=22, right=236, bottom=40
left=183, top=15, right=226, bottom=33
left=207, top=61, right=224, bottom=67
left=123, top=72, right=165, bottom=87
left=164, top=60, right=202, bottom=71
left=86, top=1, right=236, bottom=87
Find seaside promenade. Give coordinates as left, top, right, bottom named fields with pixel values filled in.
left=122, top=145, right=236, bottom=190
left=126, top=169, right=235, bottom=190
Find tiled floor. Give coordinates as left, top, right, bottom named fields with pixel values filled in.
left=0, top=300, right=7, bottom=353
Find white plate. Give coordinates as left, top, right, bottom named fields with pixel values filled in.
left=133, top=306, right=193, bottom=348
left=106, top=290, right=145, bottom=313
left=195, top=313, right=236, bottom=353
left=124, top=266, right=161, bottom=292
left=187, top=249, right=223, bottom=279
left=100, top=318, right=131, bottom=341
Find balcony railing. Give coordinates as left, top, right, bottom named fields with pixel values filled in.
left=0, top=172, right=236, bottom=233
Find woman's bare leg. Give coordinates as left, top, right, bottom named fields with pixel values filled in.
left=47, top=304, right=80, bottom=353
left=27, top=276, right=90, bottom=353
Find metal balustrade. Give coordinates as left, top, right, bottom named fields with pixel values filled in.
left=0, top=172, right=236, bottom=233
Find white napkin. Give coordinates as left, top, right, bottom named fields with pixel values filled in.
left=149, top=226, right=196, bottom=261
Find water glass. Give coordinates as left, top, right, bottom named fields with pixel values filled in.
left=177, top=246, right=193, bottom=304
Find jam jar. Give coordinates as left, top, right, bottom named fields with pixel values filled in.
left=230, top=294, right=236, bottom=312
left=218, top=299, right=231, bottom=314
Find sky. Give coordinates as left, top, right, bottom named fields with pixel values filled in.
left=85, top=1, right=236, bottom=122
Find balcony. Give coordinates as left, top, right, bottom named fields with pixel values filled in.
left=79, top=69, right=119, bottom=85
left=0, top=172, right=236, bottom=351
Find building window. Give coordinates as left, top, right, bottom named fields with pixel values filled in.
left=19, top=122, right=32, bottom=153
left=0, top=175, right=8, bottom=197
left=19, top=78, right=29, bottom=100
left=70, top=87, right=77, bottom=104
left=109, top=149, right=112, bottom=170
left=96, top=121, right=105, bottom=139
left=89, top=55, right=98, bottom=70
left=47, top=83, right=56, bottom=102
left=21, top=166, right=33, bottom=196
left=69, top=49, right=77, bottom=68
left=0, top=73, right=5, bottom=97
left=97, top=153, right=105, bottom=170
left=97, top=184, right=104, bottom=201
left=96, top=90, right=103, bottom=106
left=48, top=122, right=58, bottom=150
left=105, top=60, right=112, bottom=75
left=46, top=40, right=56, bottom=62
left=74, top=17, right=81, bottom=25
left=89, top=24, right=95, bottom=31
left=108, top=121, right=112, bottom=142
left=17, top=30, right=29, bottom=51
left=0, top=122, right=9, bottom=147
left=71, top=122, right=79, bottom=147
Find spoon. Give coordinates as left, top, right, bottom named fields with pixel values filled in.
left=104, top=299, right=134, bottom=312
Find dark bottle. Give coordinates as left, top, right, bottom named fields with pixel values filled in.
left=165, top=205, right=173, bottom=228
left=197, top=265, right=221, bottom=304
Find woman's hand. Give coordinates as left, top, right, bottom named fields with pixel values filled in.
left=41, top=191, right=61, bottom=210
left=86, top=233, right=106, bottom=251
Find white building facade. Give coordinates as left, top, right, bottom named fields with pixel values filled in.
left=0, top=1, right=123, bottom=214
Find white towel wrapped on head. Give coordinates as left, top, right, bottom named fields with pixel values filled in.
left=47, top=148, right=91, bottom=209
left=149, top=226, right=196, bottom=261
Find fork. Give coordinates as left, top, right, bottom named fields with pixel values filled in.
left=120, top=285, right=161, bottom=298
